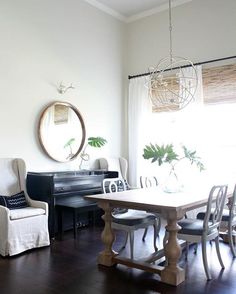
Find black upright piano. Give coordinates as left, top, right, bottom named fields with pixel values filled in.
left=26, top=170, right=118, bottom=237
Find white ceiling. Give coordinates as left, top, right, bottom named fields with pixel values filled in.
left=94, top=0, right=168, bottom=17
left=84, top=0, right=193, bottom=22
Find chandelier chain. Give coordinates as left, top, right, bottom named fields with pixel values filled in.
left=169, top=0, right=173, bottom=63
left=147, top=0, right=198, bottom=111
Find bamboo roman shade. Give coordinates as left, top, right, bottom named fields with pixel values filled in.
left=151, top=74, right=179, bottom=113
left=203, top=63, right=236, bottom=105
left=151, top=62, right=236, bottom=112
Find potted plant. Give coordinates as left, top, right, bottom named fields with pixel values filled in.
left=143, top=143, right=204, bottom=192
left=79, top=137, right=107, bottom=169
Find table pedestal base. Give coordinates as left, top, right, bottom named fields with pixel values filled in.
left=98, top=251, right=117, bottom=266
left=161, top=266, right=185, bottom=286
left=98, top=201, right=186, bottom=286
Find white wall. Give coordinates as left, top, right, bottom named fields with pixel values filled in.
left=1, top=0, right=235, bottom=172
left=126, top=0, right=236, bottom=76
left=0, top=0, right=125, bottom=171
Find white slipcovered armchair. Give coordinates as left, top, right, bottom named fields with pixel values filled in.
left=0, top=158, right=50, bottom=256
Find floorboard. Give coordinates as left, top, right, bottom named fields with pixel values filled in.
left=0, top=224, right=236, bottom=294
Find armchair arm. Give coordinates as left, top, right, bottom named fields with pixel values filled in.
left=0, top=206, right=10, bottom=244
left=24, top=189, right=49, bottom=215
left=27, top=199, right=49, bottom=216
left=0, top=205, right=10, bottom=219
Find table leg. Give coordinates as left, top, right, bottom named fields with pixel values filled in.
left=161, top=216, right=185, bottom=286
left=97, top=202, right=117, bottom=266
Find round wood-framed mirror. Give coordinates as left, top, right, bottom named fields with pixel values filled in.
left=38, top=101, right=86, bottom=162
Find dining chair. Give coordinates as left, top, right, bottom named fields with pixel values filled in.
left=140, top=176, right=161, bottom=239
left=140, top=176, right=158, bottom=188
left=99, top=157, right=136, bottom=190
left=197, top=184, right=236, bottom=257
left=102, top=178, right=158, bottom=259
left=176, top=185, right=228, bottom=280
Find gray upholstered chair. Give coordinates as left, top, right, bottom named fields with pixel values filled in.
left=99, top=157, right=131, bottom=188
left=176, top=185, right=228, bottom=280
left=0, top=158, right=50, bottom=256
left=140, top=176, right=161, bottom=238
left=197, top=184, right=236, bottom=257
left=102, top=178, right=158, bottom=259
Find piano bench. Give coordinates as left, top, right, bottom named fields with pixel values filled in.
left=56, top=199, right=99, bottom=240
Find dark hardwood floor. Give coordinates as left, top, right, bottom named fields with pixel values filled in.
left=0, top=224, right=236, bottom=294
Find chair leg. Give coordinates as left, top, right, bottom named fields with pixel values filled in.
left=185, top=241, right=189, bottom=261
left=73, top=210, right=77, bottom=239
left=215, top=236, right=225, bottom=269
left=143, top=215, right=161, bottom=241
left=163, top=231, right=168, bottom=265
left=194, top=243, right=198, bottom=254
left=228, top=225, right=236, bottom=257
left=142, top=228, right=148, bottom=241
left=163, top=231, right=168, bottom=248
left=153, top=221, right=158, bottom=252
left=129, top=231, right=134, bottom=260
left=121, top=232, right=128, bottom=249
left=201, top=238, right=211, bottom=280
left=156, top=216, right=161, bottom=236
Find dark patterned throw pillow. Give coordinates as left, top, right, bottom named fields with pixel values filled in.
left=0, top=191, right=29, bottom=210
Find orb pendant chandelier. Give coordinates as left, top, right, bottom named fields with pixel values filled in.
left=148, top=0, right=198, bottom=111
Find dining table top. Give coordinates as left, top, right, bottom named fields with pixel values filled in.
left=85, top=184, right=232, bottom=214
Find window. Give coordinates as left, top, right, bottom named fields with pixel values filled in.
left=143, top=59, right=236, bottom=185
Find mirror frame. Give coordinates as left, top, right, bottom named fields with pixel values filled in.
left=38, top=101, right=86, bottom=162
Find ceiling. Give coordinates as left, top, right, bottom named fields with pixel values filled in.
left=84, top=0, right=193, bottom=22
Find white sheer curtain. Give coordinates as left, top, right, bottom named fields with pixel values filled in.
left=128, top=76, right=152, bottom=187
left=127, top=66, right=203, bottom=187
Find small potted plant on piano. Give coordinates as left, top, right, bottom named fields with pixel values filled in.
left=79, top=137, right=107, bottom=169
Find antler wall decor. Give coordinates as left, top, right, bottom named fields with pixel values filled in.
left=57, top=82, right=75, bottom=94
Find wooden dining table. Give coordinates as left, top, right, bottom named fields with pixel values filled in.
left=84, top=184, right=232, bottom=286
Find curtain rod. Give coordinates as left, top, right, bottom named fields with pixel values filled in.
left=128, top=55, right=236, bottom=80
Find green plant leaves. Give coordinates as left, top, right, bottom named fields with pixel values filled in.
left=182, top=145, right=205, bottom=171
left=143, top=144, right=178, bottom=165
left=87, top=137, right=107, bottom=148
left=143, top=143, right=204, bottom=171
left=64, top=138, right=75, bottom=148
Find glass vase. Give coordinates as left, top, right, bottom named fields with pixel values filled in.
left=163, top=168, right=183, bottom=193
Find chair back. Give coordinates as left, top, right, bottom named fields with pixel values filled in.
left=102, top=178, right=127, bottom=194
left=203, top=185, right=228, bottom=233
left=99, top=157, right=128, bottom=181
left=140, top=176, right=158, bottom=188
left=0, top=158, right=26, bottom=196
left=229, top=184, right=236, bottom=224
